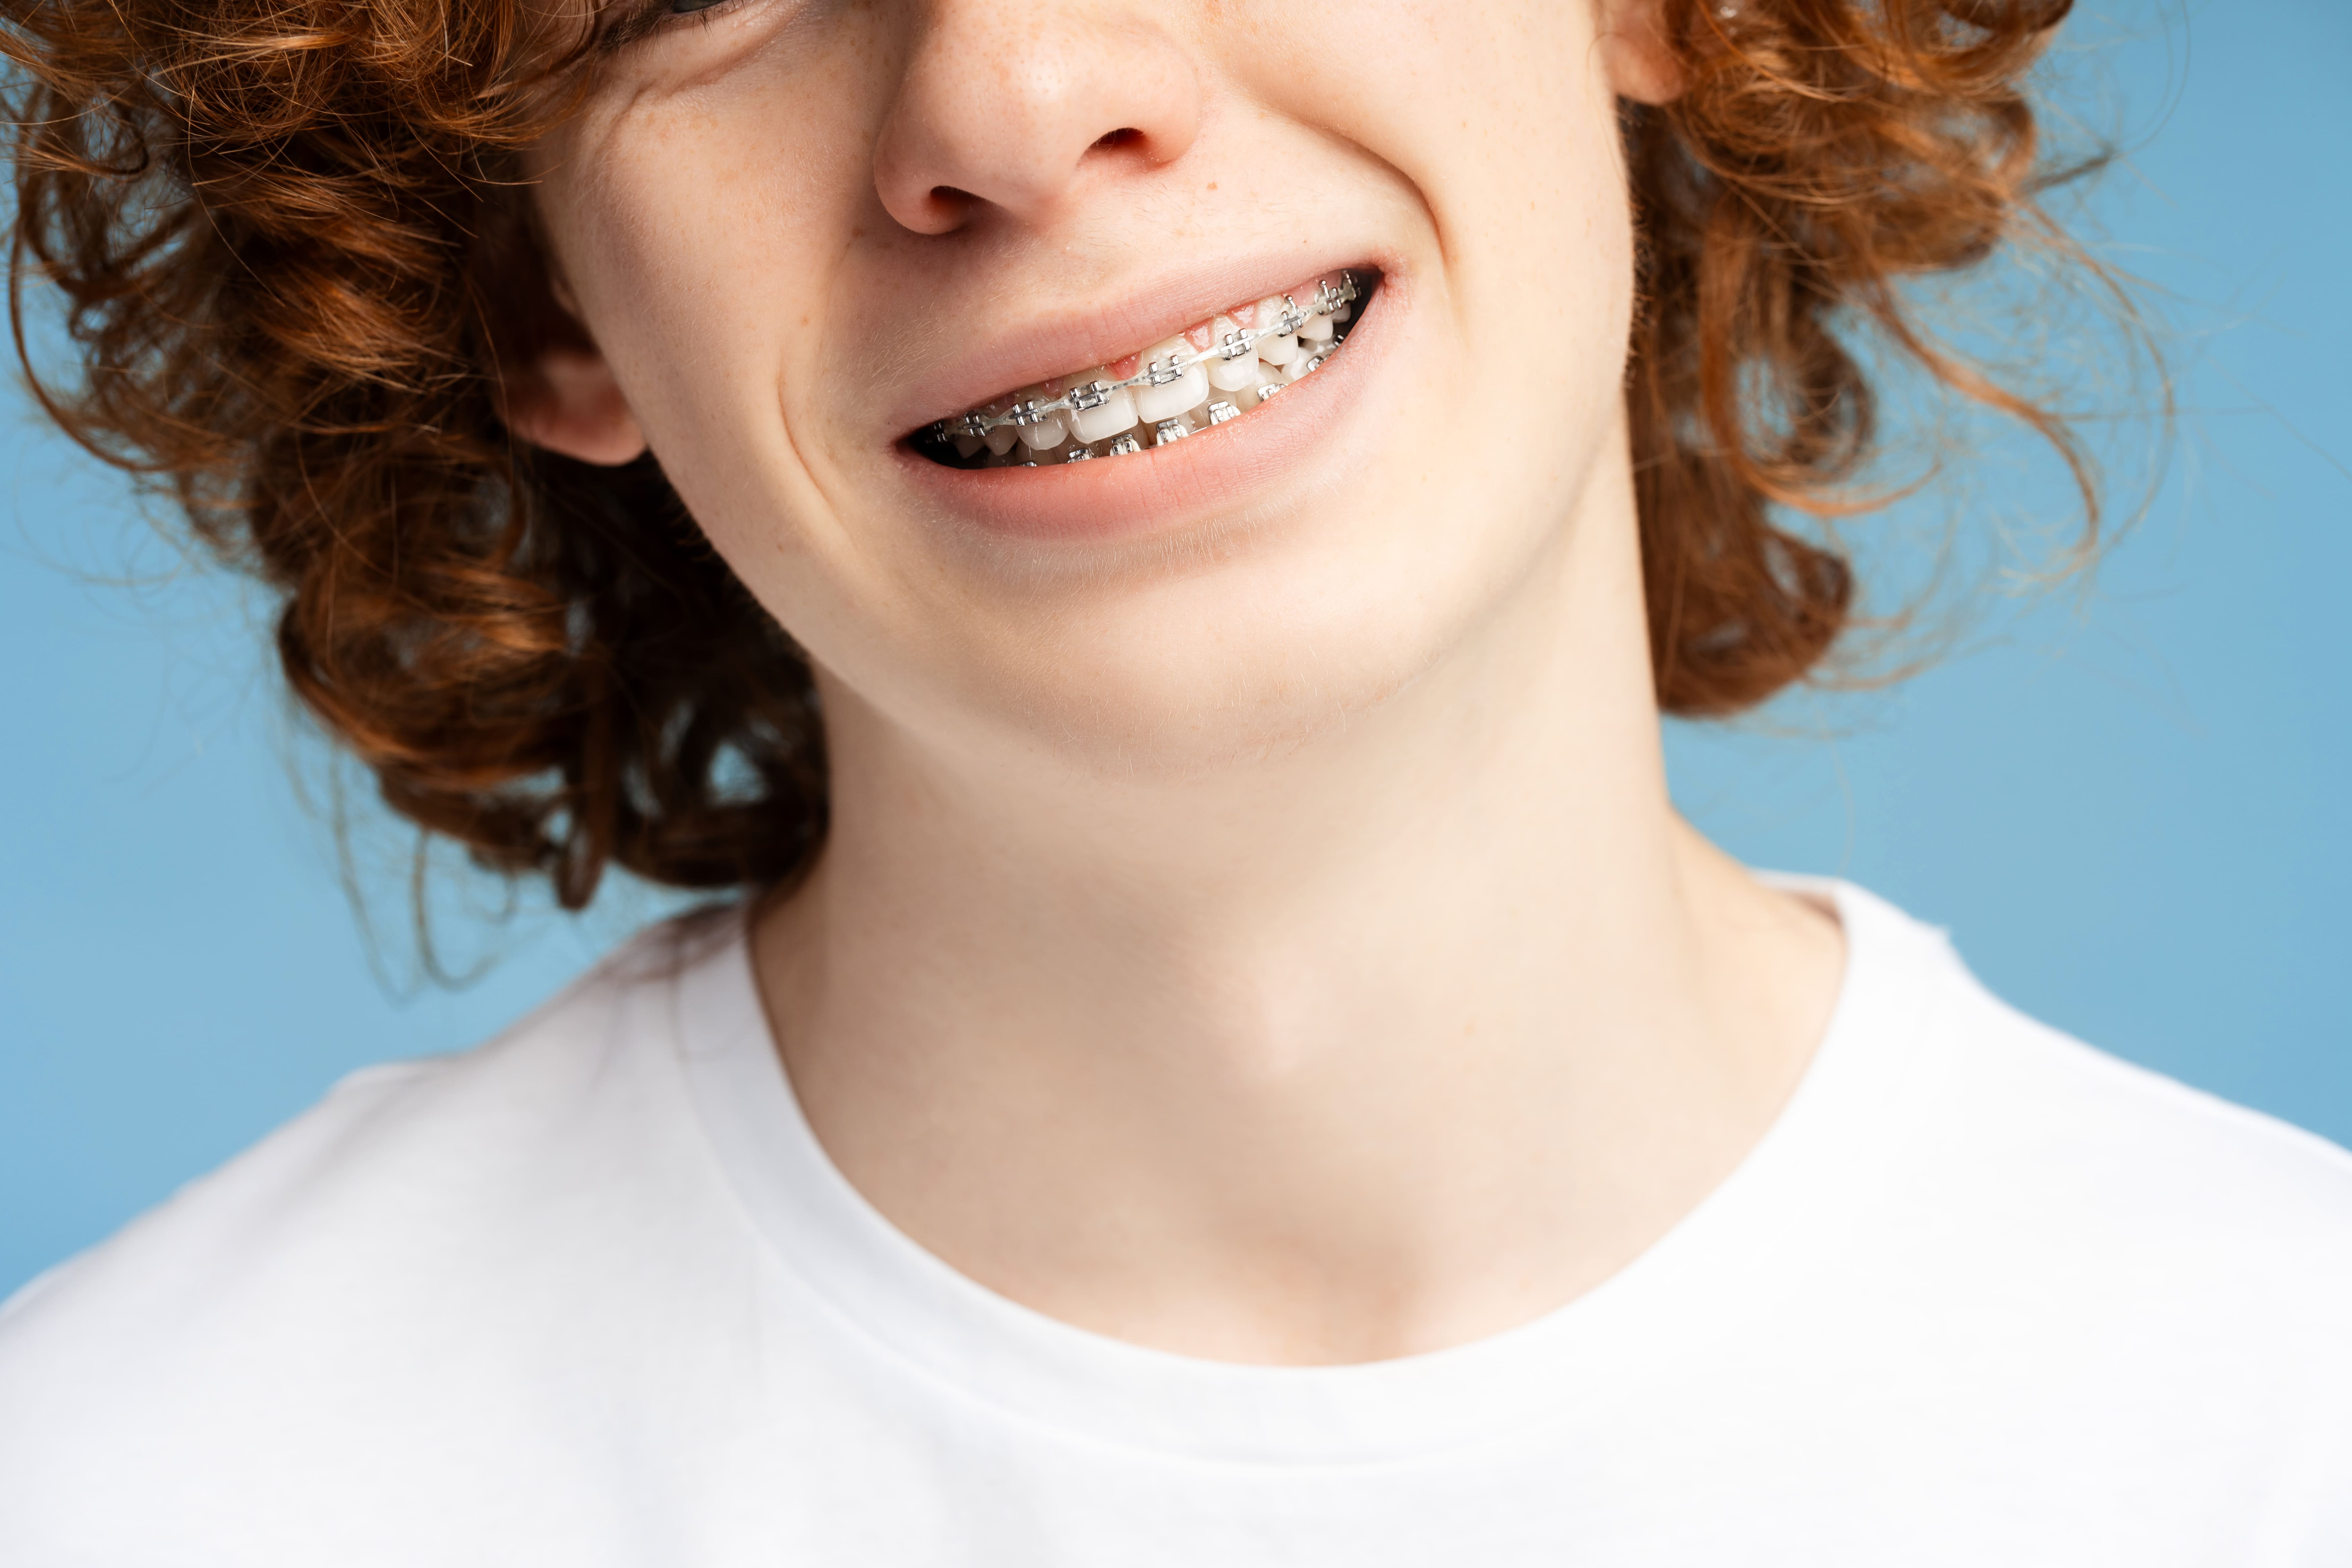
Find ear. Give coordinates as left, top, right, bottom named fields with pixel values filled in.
left=502, top=343, right=650, bottom=467
left=1595, top=0, right=1685, bottom=107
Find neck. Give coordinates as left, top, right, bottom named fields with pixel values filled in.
left=752, top=439, right=1844, bottom=1365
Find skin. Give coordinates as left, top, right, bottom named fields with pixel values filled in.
left=515, top=0, right=1845, bottom=1365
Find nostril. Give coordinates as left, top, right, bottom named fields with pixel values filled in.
left=1090, top=128, right=1143, bottom=152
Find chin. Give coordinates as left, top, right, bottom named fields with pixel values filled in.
left=934, top=526, right=1518, bottom=782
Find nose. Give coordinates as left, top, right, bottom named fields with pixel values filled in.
left=872, top=1, right=1204, bottom=236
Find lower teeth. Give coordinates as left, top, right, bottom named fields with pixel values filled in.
left=915, top=274, right=1369, bottom=470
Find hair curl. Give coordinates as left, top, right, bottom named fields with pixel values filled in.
left=4, top=0, right=2090, bottom=907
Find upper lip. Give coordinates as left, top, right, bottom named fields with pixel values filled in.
left=882, top=249, right=1387, bottom=441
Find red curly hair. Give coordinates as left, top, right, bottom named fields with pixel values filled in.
left=3, top=0, right=2088, bottom=908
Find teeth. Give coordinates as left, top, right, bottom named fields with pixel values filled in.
left=926, top=272, right=1367, bottom=468
left=1132, top=337, right=1211, bottom=424
left=1014, top=386, right=1068, bottom=451
left=1066, top=369, right=1140, bottom=444
left=1205, top=315, right=1260, bottom=392
left=1252, top=295, right=1304, bottom=366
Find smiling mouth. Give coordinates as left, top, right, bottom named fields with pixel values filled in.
left=911, top=270, right=1377, bottom=468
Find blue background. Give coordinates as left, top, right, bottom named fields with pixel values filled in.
left=4, top=2, right=2346, bottom=1297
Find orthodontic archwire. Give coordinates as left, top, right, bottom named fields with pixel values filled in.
left=927, top=274, right=1362, bottom=444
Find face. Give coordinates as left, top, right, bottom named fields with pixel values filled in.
left=523, top=0, right=1676, bottom=780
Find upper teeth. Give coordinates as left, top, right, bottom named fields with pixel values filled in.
left=932, top=274, right=1361, bottom=448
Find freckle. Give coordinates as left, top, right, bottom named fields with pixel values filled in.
left=799, top=315, right=810, bottom=326
left=1207, top=181, right=1218, bottom=191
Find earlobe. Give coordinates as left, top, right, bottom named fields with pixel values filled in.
left=1596, top=0, right=1686, bottom=107
left=503, top=345, right=650, bottom=467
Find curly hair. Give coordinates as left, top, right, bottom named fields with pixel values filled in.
left=4, top=0, right=2090, bottom=908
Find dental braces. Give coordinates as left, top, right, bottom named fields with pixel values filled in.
left=928, top=273, right=1362, bottom=444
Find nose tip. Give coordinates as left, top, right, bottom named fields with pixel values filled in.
left=871, top=8, right=1203, bottom=236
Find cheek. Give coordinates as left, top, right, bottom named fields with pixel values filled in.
left=539, top=48, right=879, bottom=477
left=1249, top=0, right=1635, bottom=384
left=533, top=80, right=916, bottom=686
left=1257, top=0, right=1636, bottom=536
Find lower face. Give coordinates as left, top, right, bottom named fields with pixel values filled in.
left=532, top=0, right=1646, bottom=776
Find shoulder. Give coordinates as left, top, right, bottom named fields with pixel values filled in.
left=0, top=914, right=760, bottom=1562
left=1, top=916, right=734, bottom=1330
left=1852, top=883, right=2352, bottom=1368
left=1932, top=942, right=2352, bottom=1249
left=1770, top=886, right=2352, bottom=1537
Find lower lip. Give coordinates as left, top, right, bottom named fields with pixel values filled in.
left=892, top=275, right=1400, bottom=546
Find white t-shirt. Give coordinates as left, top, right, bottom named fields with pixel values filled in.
left=4, top=881, right=2350, bottom=1565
